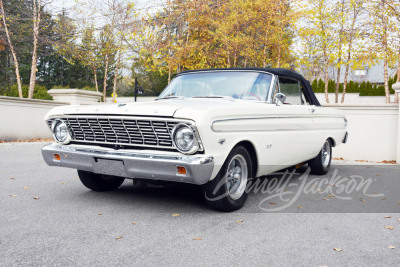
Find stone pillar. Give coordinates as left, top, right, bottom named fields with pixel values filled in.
left=392, top=83, right=400, bottom=164
left=47, top=89, right=103, bottom=105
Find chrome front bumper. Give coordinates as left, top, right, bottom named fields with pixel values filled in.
left=41, top=143, right=214, bottom=185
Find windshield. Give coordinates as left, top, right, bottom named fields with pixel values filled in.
left=159, top=71, right=272, bottom=100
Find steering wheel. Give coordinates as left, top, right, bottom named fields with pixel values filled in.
left=239, top=92, right=261, bottom=100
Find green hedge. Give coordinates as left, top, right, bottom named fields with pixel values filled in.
left=2, top=84, right=52, bottom=100
left=311, top=75, right=397, bottom=96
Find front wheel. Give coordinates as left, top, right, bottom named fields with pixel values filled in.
left=308, top=139, right=332, bottom=175
left=77, top=170, right=125, bottom=192
left=203, top=146, right=252, bottom=212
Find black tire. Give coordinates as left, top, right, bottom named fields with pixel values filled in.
left=308, top=139, right=332, bottom=175
left=77, top=170, right=125, bottom=192
left=203, top=146, right=252, bottom=212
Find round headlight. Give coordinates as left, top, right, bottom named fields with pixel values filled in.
left=172, top=123, right=200, bottom=154
left=51, top=119, right=71, bottom=144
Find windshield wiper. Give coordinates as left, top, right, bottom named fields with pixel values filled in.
left=155, top=96, right=186, bottom=101
left=191, top=95, right=234, bottom=100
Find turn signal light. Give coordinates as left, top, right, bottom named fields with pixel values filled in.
left=53, top=153, right=61, bottom=161
left=177, top=166, right=187, bottom=175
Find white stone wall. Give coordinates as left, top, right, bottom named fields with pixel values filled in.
left=0, top=97, right=68, bottom=141
left=315, top=93, right=397, bottom=105
left=327, top=104, right=399, bottom=162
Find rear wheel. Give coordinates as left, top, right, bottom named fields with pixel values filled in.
left=78, top=170, right=125, bottom=192
left=308, top=139, right=332, bottom=175
left=203, top=146, right=252, bottom=212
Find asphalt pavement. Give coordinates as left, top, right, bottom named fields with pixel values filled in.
left=1, top=142, right=399, bottom=266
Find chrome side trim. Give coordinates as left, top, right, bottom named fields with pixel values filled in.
left=211, top=115, right=346, bottom=132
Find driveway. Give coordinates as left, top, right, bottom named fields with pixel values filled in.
left=1, top=142, right=399, bottom=266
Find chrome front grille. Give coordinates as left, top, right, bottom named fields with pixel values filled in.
left=47, top=116, right=182, bottom=149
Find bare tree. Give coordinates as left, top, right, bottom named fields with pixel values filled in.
left=0, top=0, right=23, bottom=98
left=341, top=0, right=363, bottom=103
left=28, top=0, right=42, bottom=99
left=334, top=0, right=346, bottom=103
left=112, top=2, right=135, bottom=102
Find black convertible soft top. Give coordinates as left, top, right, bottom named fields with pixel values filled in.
left=179, top=68, right=321, bottom=106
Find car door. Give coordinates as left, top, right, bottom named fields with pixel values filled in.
left=266, top=76, right=318, bottom=167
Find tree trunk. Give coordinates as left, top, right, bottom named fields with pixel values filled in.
left=335, top=40, right=343, bottom=103
left=102, top=55, right=109, bottom=102
left=93, top=65, right=99, bottom=92
left=28, top=0, right=41, bottom=99
left=335, top=65, right=341, bottom=103
left=112, top=51, right=121, bottom=102
left=1, top=0, right=23, bottom=98
left=277, top=44, right=281, bottom=68
left=396, top=40, right=400, bottom=103
left=383, top=56, right=390, bottom=103
left=341, top=62, right=350, bottom=104
left=168, top=65, right=171, bottom=84
left=323, top=51, right=330, bottom=103
left=263, top=28, right=269, bottom=68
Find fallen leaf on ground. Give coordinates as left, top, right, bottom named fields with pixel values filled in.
left=359, top=198, right=366, bottom=203
left=384, top=226, right=394, bottom=230
left=381, top=198, right=386, bottom=200
left=269, top=202, right=277, bottom=205
left=297, top=206, right=302, bottom=209
left=33, top=197, right=39, bottom=200
left=388, top=245, right=396, bottom=249
left=398, top=219, right=400, bottom=222
left=397, top=202, right=400, bottom=204
left=328, top=195, right=335, bottom=198
left=61, top=182, right=66, bottom=185
left=9, top=194, right=17, bottom=197
left=236, top=220, right=243, bottom=223
left=381, top=160, right=396, bottom=164
left=192, top=238, right=202, bottom=240
left=384, top=216, right=391, bottom=219
left=23, top=187, right=29, bottom=189
left=323, top=197, right=328, bottom=201
left=98, top=212, right=102, bottom=215
left=131, top=222, right=137, bottom=225
left=10, top=178, right=15, bottom=180
left=317, top=188, right=322, bottom=192
left=115, top=236, right=123, bottom=239
left=373, top=192, right=378, bottom=194
left=333, top=247, right=342, bottom=252
left=172, top=214, right=180, bottom=217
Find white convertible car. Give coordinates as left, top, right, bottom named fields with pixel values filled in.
left=42, top=68, right=348, bottom=211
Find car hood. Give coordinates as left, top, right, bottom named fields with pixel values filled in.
left=45, top=98, right=248, bottom=119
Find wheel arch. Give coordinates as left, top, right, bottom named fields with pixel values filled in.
left=233, top=140, right=258, bottom=178
left=327, top=137, right=336, bottom=147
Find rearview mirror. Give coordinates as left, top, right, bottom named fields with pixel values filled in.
left=275, top=93, right=286, bottom=106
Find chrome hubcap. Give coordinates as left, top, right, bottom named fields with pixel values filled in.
left=321, top=141, right=331, bottom=168
left=226, top=154, right=248, bottom=200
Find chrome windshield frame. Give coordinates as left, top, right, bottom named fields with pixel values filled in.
left=158, top=70, right=276, bottom=103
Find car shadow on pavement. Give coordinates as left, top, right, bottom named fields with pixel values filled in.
left=79, top=180, right=211, bottom=213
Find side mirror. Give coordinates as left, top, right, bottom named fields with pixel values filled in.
left=274, top=93, right=286, bottom=106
